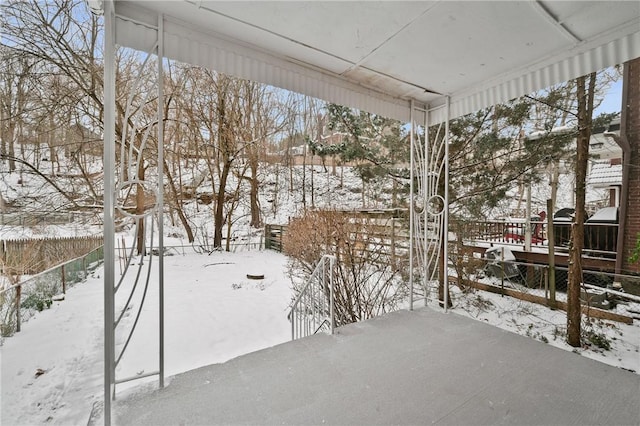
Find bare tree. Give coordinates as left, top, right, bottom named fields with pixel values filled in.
left=239, top=82, right=266, bottom=228
left=184, top=70, right=244, bottom=249
left=158, top=62, right=195, bottom=241
left=0, top=47, right=37, bottom=173
left=567, top=72, right=596, bottom=347
left=1, top=1, right=128, bottom=229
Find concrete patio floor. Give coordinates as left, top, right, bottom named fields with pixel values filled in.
left=114, top=307, right=639, bottom=425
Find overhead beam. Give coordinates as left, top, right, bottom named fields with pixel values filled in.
left=531, top=1, right=582, bottom=43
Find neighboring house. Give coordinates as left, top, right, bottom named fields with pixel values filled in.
left=520, top=119, right=622, bottom=216
left=587, top=119, right=622, bottom=208
left=587, top=160, right=622, bottom=206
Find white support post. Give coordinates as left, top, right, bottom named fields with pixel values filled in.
left=157, top=14, right=165, bottom=390
left=423, top=107, right=429, bottom=307
left=409, top=100, right=415, bottom=311
left=103, top=1, right=116, bottom=424
left=444, top=96, right=450, bottom=312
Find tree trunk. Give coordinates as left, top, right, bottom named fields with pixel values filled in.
left=549, top=161, right=560, bottom=213
left=567, top=73, right=596, bottom=347
left=311, top=154, right=315, bottom=208
left=361, top=173, right=366, bottom=208
left=163, top=159, right=195, bottom=242
left=7, top=119, right=16, bottom=172
left=272, top=162, right=279, bottom=219
left=226, top=210, right=233, bottom=252
left=249, top=158, right=262, bottom=228
left=0, top=105, right=9, bottom=170
left=214, top=158, right=231, bottom=249
left=0, top=191, right=7, bottom=213
left=48, top=112, right=56, bottom=176
left=302, top=145, right=307, bottom=208
left=213, top=89, right=233, bottom=249
left=288, top=142, right=294, bottom=193
left=438, top=202, right=452, bottom=308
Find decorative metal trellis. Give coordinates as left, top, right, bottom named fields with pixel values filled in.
left=409, top=100, right=450, bottom=310
left=103, top=2, right=165, bottom=424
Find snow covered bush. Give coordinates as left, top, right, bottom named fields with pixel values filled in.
left=20, top=291, right=53, bottom=312
left=283, top=209, right=409, bottom=326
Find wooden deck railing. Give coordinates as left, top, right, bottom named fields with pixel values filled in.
left=456, top=220, right=618, bottom=256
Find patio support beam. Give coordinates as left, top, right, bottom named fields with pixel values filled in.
left=422, top=106, right=428, bottom=307
left=444, top=96, right=450, bottom=312
left=157, top=13, right=165, bottom=390
left=103, top=0, right=116, bottom=424
left=409, top=100, right=415, bottom=311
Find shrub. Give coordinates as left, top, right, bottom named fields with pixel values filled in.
left=585, top=330, right=611, bottom=351
left=21, top=293, right=53, bottom=312
left=283, top=210, right=409, bottom=326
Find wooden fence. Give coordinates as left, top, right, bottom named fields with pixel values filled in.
left=265, top=209, right=410, bottom=263
left=449, top=276, right=633, bottom=325
left=456, top=219, right=618, bottom=256
left=0, top=245, right=104, bottom=336
left=0, top=212, right=88, bottom=226
left=0, top=235, right=104, bottom=275
left=264, top=224, right=287, bottom=252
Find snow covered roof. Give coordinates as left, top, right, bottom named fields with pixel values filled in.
left=589, top=133, right=623, bottom=161
left=586, top=206, right=618, bottom=222
left=588, top=159, right=623, bottom=188
left=108, top=1, right=640, bottom=122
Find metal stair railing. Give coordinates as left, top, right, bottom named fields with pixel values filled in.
left=288, top=255, right=336, bottom=340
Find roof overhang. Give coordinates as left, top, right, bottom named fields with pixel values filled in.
left=111, top=1, right=640, bottom=122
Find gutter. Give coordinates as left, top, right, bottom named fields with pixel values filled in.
left=608, top=64, right=632, bottom=277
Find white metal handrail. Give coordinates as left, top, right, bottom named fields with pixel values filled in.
left=288, top=255, right=336, bottom=340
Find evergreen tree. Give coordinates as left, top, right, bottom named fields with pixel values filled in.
left=325, top=104, right=409, bottom=207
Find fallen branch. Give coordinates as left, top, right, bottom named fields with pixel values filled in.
left=204, top=262, right=235, bottom=267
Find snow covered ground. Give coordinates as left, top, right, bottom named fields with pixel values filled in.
left=449, top=285, right=640, bottom=373
left=2, top=152, right=638, bottom=425
left=1, top=246, right=638, bottom=426
left=1, top=249, right=293, bottom=426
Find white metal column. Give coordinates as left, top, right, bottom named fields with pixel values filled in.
left=408, top=100, right=450, bottom=310
left=443, top=96, right=450, bottom=311
left=157, top=12, right=166, bottom=391
left=103, top=2, right=165, bottom=423
left=103, top=1, right=116, bottom=424
left=409, top=101, right=415, bottom=310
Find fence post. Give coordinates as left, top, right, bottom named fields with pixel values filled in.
left=265, top=225, right=271, bottom=250
left=501, top=246, right=505, bottom=297
left=329, top=256, right=335, bottom=334
left=61, top=264, right=66, bottom=294
left=15, top=286, right=21, bottom=333
left=544, top=266, right=549, bottom=300
left=391, top=218, right=396, bottom=266
left=547, top=199, right=556, bottom=309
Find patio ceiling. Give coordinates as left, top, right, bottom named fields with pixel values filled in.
left=111, top=1, right=640, bottom=121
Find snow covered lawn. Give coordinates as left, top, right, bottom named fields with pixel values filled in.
left=1, top=249, right=638, bottom=426
left=1, top=249, right=293, bottom=426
